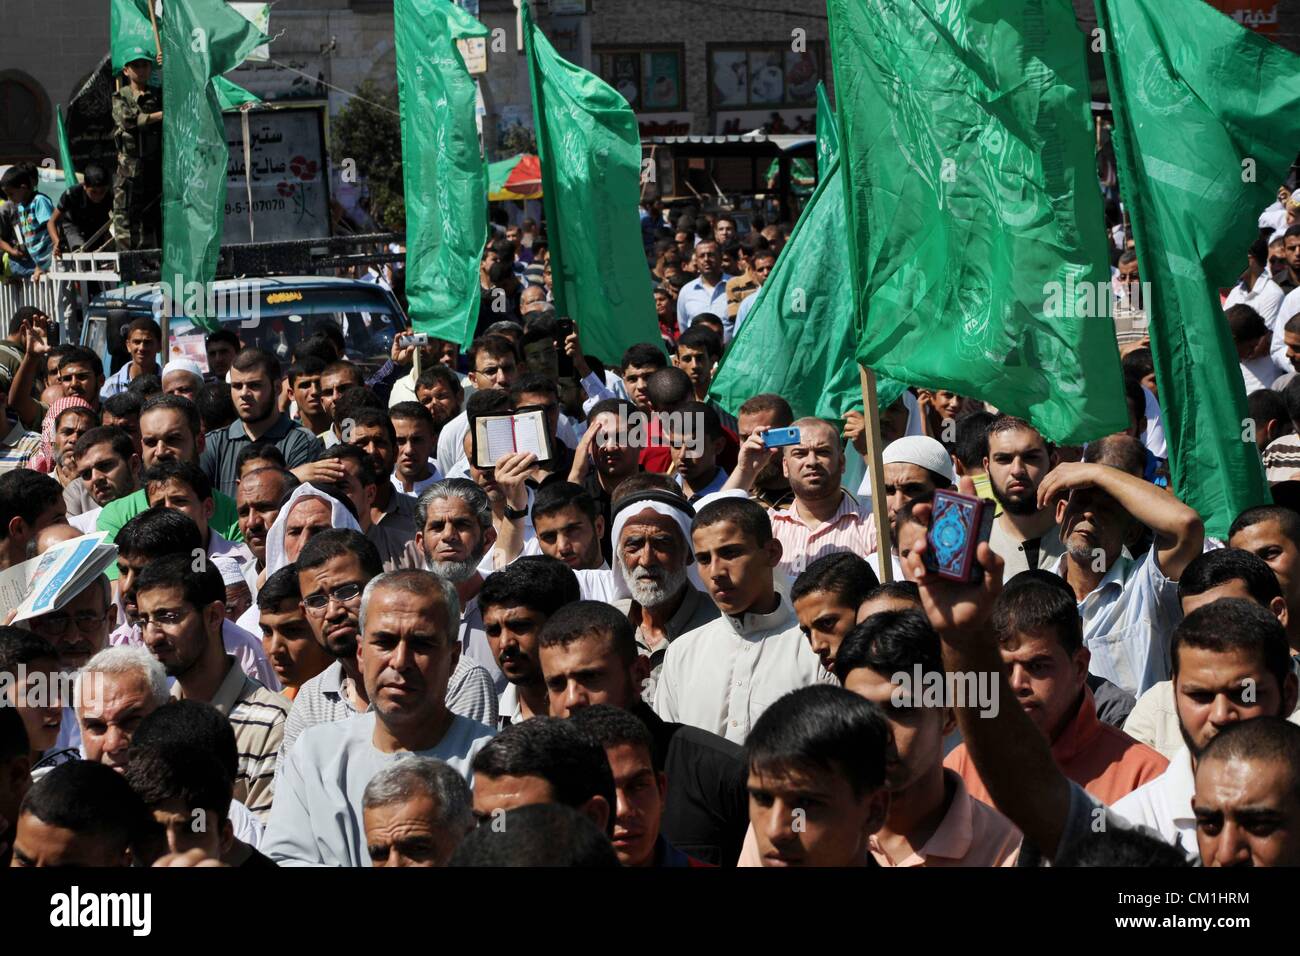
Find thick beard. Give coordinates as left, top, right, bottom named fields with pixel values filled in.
left=990, top=481, right=1040, bottom=516
left=424, top=538, right=489, bottom=583
left=620, top=561, right=688, bottom=608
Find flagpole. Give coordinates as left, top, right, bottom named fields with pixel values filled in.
left=148, top=0, right=162, bottom=63
left=858, top=364, right=893, bottom=583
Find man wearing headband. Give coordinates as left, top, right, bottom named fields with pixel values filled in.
left=609, top=475, right=719, bottom=703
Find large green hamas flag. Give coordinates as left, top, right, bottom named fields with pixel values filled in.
left=111, top=0, right=155, bottom=72
left=521, top=1, right=660, bottom=365
left=827, top=0, right=1128, bottom=444
left=710, top=83, right=905, bottom=423
left=161, top=0, right=268, bottom=329
left=395, top=0, right=488, bottom=348
left=1095, top=0, right=1295, bottom=536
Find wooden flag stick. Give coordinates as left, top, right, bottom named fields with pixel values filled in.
left=148, top=0, right=162, bottom=64
left=859, top=364, right=893, bottom=583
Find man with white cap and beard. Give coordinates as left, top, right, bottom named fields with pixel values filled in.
left=609, top=475, right=720, bottom=702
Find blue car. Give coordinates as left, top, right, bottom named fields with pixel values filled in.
left=82, top=275, right=409, bottom=375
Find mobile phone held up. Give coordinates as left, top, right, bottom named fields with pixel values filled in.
left=762, top=426, right=801, bottom=448
left=555, top=319, right=576, bottom=378
left=923, top=490, right=995, bottom=583
left=399, top=332, right=429, bottom=347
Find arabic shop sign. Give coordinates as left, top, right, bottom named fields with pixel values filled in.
left=1208, top=0, right=1281, bottom=31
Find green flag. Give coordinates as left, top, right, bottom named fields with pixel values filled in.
left=56, top=105, right=76, bottom=182
left=161, top=0, right=268, bottom=330
left=1095, top=0, right=1292, bottom=536
left=395, top=0, right=488, bottom=348
left=827, top=0, right=1127, bottom=445
left=213, top=76, right=260, bottom=111
left=521, top=2, right=660, bottom=366
left=710, top=89, right=904, bottom=425
left=110, top=0, right=155, bottom=73
left=815, top=82, right=837, bottom=178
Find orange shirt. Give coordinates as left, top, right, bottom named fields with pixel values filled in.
left=946, top=686, right=1168, bottom=808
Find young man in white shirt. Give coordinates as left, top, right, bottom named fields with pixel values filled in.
left=654, top=496, right=827, bottom=743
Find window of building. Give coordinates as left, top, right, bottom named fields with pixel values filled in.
left=595, top=46, right=685, bottom=112
left=707, top=42, right=824, bottom=110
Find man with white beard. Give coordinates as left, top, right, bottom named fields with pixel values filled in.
left=609, top=476, right=720, bottom=703
left=411, top=479, right=505, bottom=693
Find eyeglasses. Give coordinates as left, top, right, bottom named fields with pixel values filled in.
left=138, top=607, right=192, bottom=632
left=302, top=582, right=364, bottom=613
left=32, top=610, right=108, bottom=636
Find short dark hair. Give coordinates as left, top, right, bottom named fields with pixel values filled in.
left=468, top=334, right=518, bottom=368
left=124, top=744, right=232, bottom=823
left=125, top=316, right=161, bottom=342
left=449, top=802, right=619, bottom=867
left=1122, top=347, right=1154, bottom=382
left=142, top=459, right=213, bottom=504
left=132, top=699, right=238, bottom=783
left=620, top=343, right=668, bottom=373
left=1229, top=505, right=1300, bottom=544
left=83, top=164, right=109, bottom=188
left=537, top=599, right=638, bottom=666
left=791, top=552, right=879, bottom=607
left=19, top=760, right=154, bottom=856
left=745, top=685, right=889, bottom=798
left=861, top=581, right=921, bottom=606
left=833, top=609, right=942, bottom=685
left=204, top=328, right=240, bottom=352
left=311, top=320, right=346, bottom=356
left=0, top=704, right=29, bottom=763
left=991, top=569, right=1084, bottom=656
left=692, top=496, right=772, bottom=545
left=1172, top=598, right=1293, bottom=696
left=344, top=406, right=396, bottom=446
left=115, top=507, right=204, bottom=560
left=645, top=367, right=693, bottom=409
left=466, top=387, right=512, bottom=420
left=954, top=410, right=997, bottom=469
left=231, top=347, right=281, bottom=382
left=678, top=326, right=723, bottom=361
left=333, top=386, right=385, bottom=424
left=126, top=372, right=161, bottom=398
left=235, top=441, right=287, bottom=474
left=479, top=555, right=582, bottom=619
left=195, top=381, right=237, bottom=432
left=531, top=480, right=598, bottom=526
left=135, top=553, right=226, bottom=611
left=287, top=355, right=327, bottom=386
left=296, top=527, right=384, bottom=578
left=586, top=396, right=637, bottom=424
left=569, top=704, right=654, bottom=760
left=58, top=345, right=103, bottom=379
left=737, top=392, right=793, bottom=424
left=324, top=443, right=378, bottom=487
left=102, top=390, right=143, bottom=420
left=389, top=401, right=435, bottom=431
left=71, top=425, right=134, bottom=466
left=1082, top=433, right=1146, bottom=477
left=511, top=372, right=559, bottom=405
left=471, top=717, right=615, bottom=835
left=0, top=469, right=64, bottom=541
left=321, top=359, right=364, bottom=386
left=256, top=564, right=302, bottom=611
left=1178, top=548, right=1283, bottom=606
left=1057, top=825, right=1193, bottom=867
left=1248, top=388, right=1288, bottom=432
left=1199, top=717, right=1300, bottom=804
left=140, top=393, right=202, bottom=436
left=415, top=364, right=463, bottom=396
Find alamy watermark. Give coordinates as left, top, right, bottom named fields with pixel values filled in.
left=890, top=665, right=1000, bottom=718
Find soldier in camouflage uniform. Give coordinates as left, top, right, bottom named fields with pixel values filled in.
left=111, top=53, right=163, bottom=251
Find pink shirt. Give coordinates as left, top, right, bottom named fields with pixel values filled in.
left=769, top=490, right=880, bottom=579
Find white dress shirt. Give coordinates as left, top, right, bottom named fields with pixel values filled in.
left=654, top=595, right=830, bottom=743
left=1110, top=746, right=1198, bottom=860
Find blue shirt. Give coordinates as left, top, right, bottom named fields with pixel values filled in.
left=16, top=194, right=54, bottom=269
left=676, top=273, right=733, bottom=335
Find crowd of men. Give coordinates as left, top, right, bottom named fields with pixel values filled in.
left=3, top=184, right=1300, bottom=869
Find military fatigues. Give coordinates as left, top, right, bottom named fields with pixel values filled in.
left=111, top=84, right=162, bottom=250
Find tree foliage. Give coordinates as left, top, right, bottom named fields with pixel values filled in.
left=332, top=80, right=405, bottom=230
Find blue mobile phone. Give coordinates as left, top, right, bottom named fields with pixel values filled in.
left=762, top=426, right=801, bottom=448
